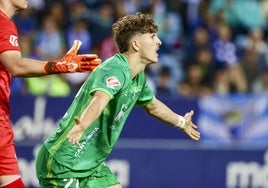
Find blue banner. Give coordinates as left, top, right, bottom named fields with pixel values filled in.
left=198, top=94, right=268, bottom=146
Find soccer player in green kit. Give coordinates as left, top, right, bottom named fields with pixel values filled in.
left=36, top=12, right=201, bottom=188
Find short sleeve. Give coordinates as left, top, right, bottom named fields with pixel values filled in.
left=0, top=18, right=20, bottom=53
left=89, top=65, right=128, bottom=99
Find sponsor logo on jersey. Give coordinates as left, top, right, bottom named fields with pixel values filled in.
left=106, top=76, right=121, bottom=89
left=74, top=127, right=100, bottom=157
left=9, top=35, right=19, bottom=47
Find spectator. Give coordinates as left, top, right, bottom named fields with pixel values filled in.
left=193, top=47, right=215, bottom=89
left=46, top=1, right=69, bottom=30
left=178, top=64, right=211, bottom=98
left=213, top=24, right=238, bottom=68
left=213, top=64, right=247, bottom=94
left=183, top=26, right=213, bottom=69
left=212, top=24, right=247, bottom=93
left=13, top=8, right=37, bottom=35
left=66, top=18, right=92, bottom=54
left=68, top=0, right=90, bottom=23
left=34, top=15, right=66, bottom=60
left=252, top=68, right=268, bottom=94
left=89, top=2, right=115, bottom=47
left=240, top=28, right=268, bottom=69
left=156, top=66, right=173, bottom=98
left=240, top=48, right=263, bottom=92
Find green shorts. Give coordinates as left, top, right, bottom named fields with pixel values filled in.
left=36, top=145, right=120, bottom=188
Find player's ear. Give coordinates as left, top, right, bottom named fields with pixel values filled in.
left=131, top=40, right=140, bottom=52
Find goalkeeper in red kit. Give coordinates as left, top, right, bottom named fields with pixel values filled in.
left=0, top=0, right=101, bottom=187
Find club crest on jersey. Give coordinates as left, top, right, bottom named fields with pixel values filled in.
left=9, top=35, right=18, bottom=47
left=106, top=76, right=121, bottom=89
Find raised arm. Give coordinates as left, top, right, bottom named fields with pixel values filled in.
left=144, top=97, right=200, bottom=140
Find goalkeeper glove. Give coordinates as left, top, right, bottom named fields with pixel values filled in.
left=43, top=40, right=101, bottom=74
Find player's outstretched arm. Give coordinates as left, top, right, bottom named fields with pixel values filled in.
left=0, top=40, right=101, bottom=77
left=144, top=98, right=200, bottom=141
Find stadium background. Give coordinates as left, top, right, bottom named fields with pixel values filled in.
left=10, top=0, right=268, bottom=187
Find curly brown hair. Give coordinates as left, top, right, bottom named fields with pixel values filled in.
left=112, top=12, right=158, bottom=53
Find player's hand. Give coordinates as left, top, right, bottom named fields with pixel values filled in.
left=182, top=110, right=200, bottom=141
left=67, top=116, right=86, bottom=146
left=44, top=40, right=101, bottom=74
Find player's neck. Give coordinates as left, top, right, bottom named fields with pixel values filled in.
left=0, top=5, right=15, bottom=19
left=123, top=52, right=145, bottom=79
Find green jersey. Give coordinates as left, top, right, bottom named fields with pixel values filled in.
left=43, top=53, right=154, bottom=177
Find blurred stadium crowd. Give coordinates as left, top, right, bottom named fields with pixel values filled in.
left=11, top=0, right=268, bottom=98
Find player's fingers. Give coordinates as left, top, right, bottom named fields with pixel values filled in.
left=192, top=135, right=200, bottom=141
left=193, top=130, right=200, bottom=137
left=94, top=58, right=102, bottom=64
left=77, top=54, right=98, bottom=59
left=67, top=132, right=73, bottom=142
left=78, top=56, right=101, bottom=63
left=188, top=110, right=194, bottom=117
left=67, top=40, right=82, bottom=54
left=192, top=129, right=200, bottom=140
left=79, top=59, right=102, bottom=72
left=67, top=135, right=80, bottom=146
left=190, top=132, right=199, bottom=140
left=75, top=139, right=81, bottom=147
left=194, top=134, right=200, bottom=140
left=81, top=59, right=102, bottom=66
left=184, top=110, right=194, bottom=119
left=88, top=59, right=102, bottom=66
left=191, top=123, right=198, bottom=129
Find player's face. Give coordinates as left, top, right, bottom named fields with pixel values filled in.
left=11, top=0, right=28, bottom=11
left=137, top=33, right=162, bottom=64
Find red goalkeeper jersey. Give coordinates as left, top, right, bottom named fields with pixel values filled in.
left=0, top=10, right=20, bottom=128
